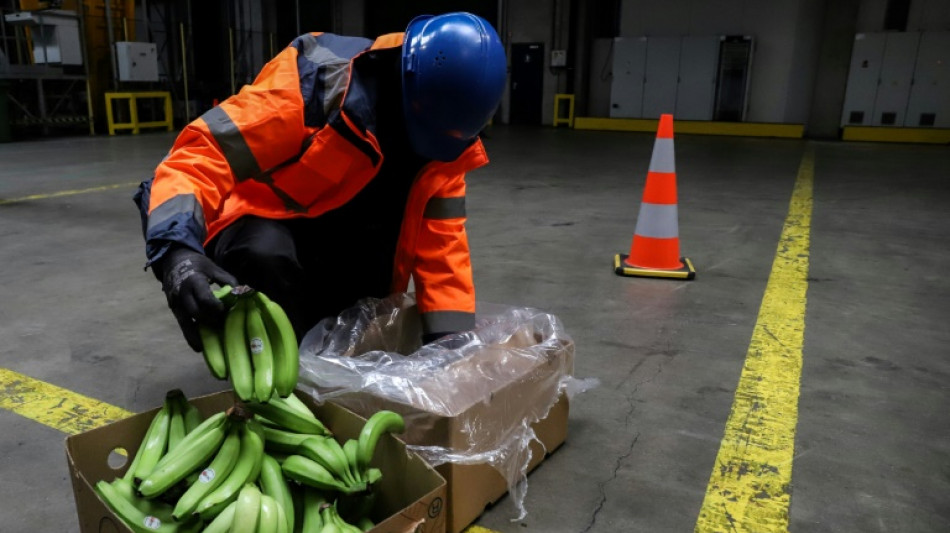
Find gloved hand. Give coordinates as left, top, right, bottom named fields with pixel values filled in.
left=157, top=245, right=239, bottom=351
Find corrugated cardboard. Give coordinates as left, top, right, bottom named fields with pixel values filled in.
left=315, top=310, right=574, bottom=533
left=65, top=391, right=447, bottom=533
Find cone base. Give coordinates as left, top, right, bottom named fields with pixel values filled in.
left=614, top=254, right=695, bottom=280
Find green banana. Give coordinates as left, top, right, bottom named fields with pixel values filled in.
left=138, top=415, right=229, bottom=498
left=199, top=326, right=229, bottom=380
left=200, top=500, right=236, bottom=533
left=259, top=494, right=281, bottom=533
left=259, top=454, right=295, bottom=533
left=300, top=488, right=326, bottom=533
left=262, top=425, right=314, bottom=454
left=254, top=292, right=299, bottom=397
left=281, top=455, right=354, bottom=494
left=95, top=479, right=180, bottom=533
left=355, top=411, right=404, bottom=475
left=108, top=478, right=175, bottom=523
left=320, top=504, right=360, bottom=533
left=148, top=411, right=227, bottom=469
left=213, top=284, right=237, bottom=306
left=225, top=297, right=254, bottom=401
left=355, top=517, right=374, bottom=532
left=166, top=393, right=186, bottom=452
left=171, top=425, right=241, bottom=520
left=299, top=438, right=360, bottom=489
left=232, top=484, right=262, bottom=533
left=274, top=495, right=290, bottom=533
left=281, top=393, right=316, bottom=420
left=246, top=397, right=330, bottom=436
left=342, top=440, right=362, bottom=483
left=246, top=299, right=275, bottom=403
left=365, top=468, right=382, bottom=485
left=195, top=420, right=265, bottom=520
left=176, top=394, right=203, bottom=434
left=129, top=403, right=171, bottom=484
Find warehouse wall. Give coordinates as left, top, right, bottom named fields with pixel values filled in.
left=807, top=0, right=862, bottom=138
left=504, top=0, right=565, bottom=125
left=616, top=0, right=824, bottom=124
left=857, top=0, right=950, bottom=32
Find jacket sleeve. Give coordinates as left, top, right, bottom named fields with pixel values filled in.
left=142, top=46, right=308, bottom=266
left=413, top=172, right=477, bottom=338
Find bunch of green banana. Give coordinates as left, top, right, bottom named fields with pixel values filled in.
left=200, top=286, right=299, bottom=404
left=98, top=391, right=401, bottom=532
left=198, top=483, right=293, bottom=533
left=278, top=410, right=403, bottom=496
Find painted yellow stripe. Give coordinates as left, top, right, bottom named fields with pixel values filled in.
left=842, top=126, right=950, bottom=144
left=463, top=527, right=503, bottom=533
left=574, top=117, right=804, bottom=138
left=0, top=367, right=133, bottom=435
left=695, top=146, right=813, bottom=532
left=0, top=181, right=139, bottom=206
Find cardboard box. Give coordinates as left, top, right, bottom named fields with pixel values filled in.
left=65, top=391, right=447, bottom=533
left=311, top=306, right=574, bottom=533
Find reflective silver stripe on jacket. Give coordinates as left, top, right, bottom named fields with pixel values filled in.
left=147, top=193, right=206, bottom=237
left=423, top=196, right=466, bottom=219
left=634, top=203, right=679, bottom=239
left=201, top=106, right=262, bottom=182
left=420, top=310, right=475, bottom=334
left=648, top=138, right=676, bottom=173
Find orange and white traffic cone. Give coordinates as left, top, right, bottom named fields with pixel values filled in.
left=614, top=114, right=695, bottom=280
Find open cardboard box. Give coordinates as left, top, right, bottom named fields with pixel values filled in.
left=306, top=305, right=574, bottom=533
left=65, top=391, right=447, bottom=533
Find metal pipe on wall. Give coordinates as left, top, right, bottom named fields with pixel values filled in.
left=76, top=2, right=95, bottom=134
left=180, top=22, right=189, bottom=121
left=104, top=0, right=118, bottom=89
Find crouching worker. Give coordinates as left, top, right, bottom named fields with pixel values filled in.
left=134, top=13, right=507, bottom=351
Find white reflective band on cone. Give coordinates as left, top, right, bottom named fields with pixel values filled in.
left=634, top=203, right=680, bottom=238
left=648, top=138, right=676, bottom=173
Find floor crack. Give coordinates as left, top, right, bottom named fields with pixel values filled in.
left=580, top=431, right=640, bottom=533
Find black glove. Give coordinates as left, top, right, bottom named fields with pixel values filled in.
left=157, top=246, right=239, bottom=351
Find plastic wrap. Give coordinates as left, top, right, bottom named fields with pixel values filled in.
left=298, top=293, right=596, bottom=520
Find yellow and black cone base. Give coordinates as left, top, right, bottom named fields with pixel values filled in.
left=613, top=254, right=696, bottom=280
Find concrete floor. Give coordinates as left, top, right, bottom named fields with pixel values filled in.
left=1, top=126, right=948, bottom=532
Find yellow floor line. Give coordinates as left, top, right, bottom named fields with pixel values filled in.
left=0, top=181, right=139, bottom=206
left=695, top=145, right=814, bottom=532
left=0, top=367, right=133, bottom=435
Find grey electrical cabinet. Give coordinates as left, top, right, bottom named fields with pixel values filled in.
left=905, top=32, right=950, bottom=128
left=675, top=35, right=719, bottom=121
left=609, top=37, right=648, bottom=118
left=642, top=37, right=681, bottom=119
left=872, top=32, right=920, bottom=126
left=840, top=33, right=886, bottom=126
left=116, top=42, right=159, bottom=82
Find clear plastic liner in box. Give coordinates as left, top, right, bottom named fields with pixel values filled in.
left=297, top=293, right=597, bottom=520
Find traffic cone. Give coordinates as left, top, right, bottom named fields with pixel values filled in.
left=614, top=114, right=695, bottom=280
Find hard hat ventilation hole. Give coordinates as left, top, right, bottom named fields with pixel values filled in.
left=434, top=50, right=447, bottom=67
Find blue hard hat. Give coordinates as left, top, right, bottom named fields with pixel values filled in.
left=402, top=12, right=507, bottom=162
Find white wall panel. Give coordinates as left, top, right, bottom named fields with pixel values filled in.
left=609, top=37, right=647, bottom=118
left=906, top=32, right=950, bottom=128
left=642, top=37, right=680, bottom=118
left=675, top=35, right=719, bottom=120
left=872, top=32, right=920, bottom=126
left=840, top=33, right=886, bottom=126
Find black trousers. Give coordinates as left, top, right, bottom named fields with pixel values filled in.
left=207, top=215, right=396, bottom=339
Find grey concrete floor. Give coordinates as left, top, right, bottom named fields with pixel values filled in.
left=1, top=127, right=948, bottom=532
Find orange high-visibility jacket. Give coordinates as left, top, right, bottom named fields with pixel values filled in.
left=138, top=32, right=486, bottom=335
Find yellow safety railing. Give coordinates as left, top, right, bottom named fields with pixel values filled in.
left=105, top=91, right=173, bottom=135
left=553, top=93, right=574, bottom=128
